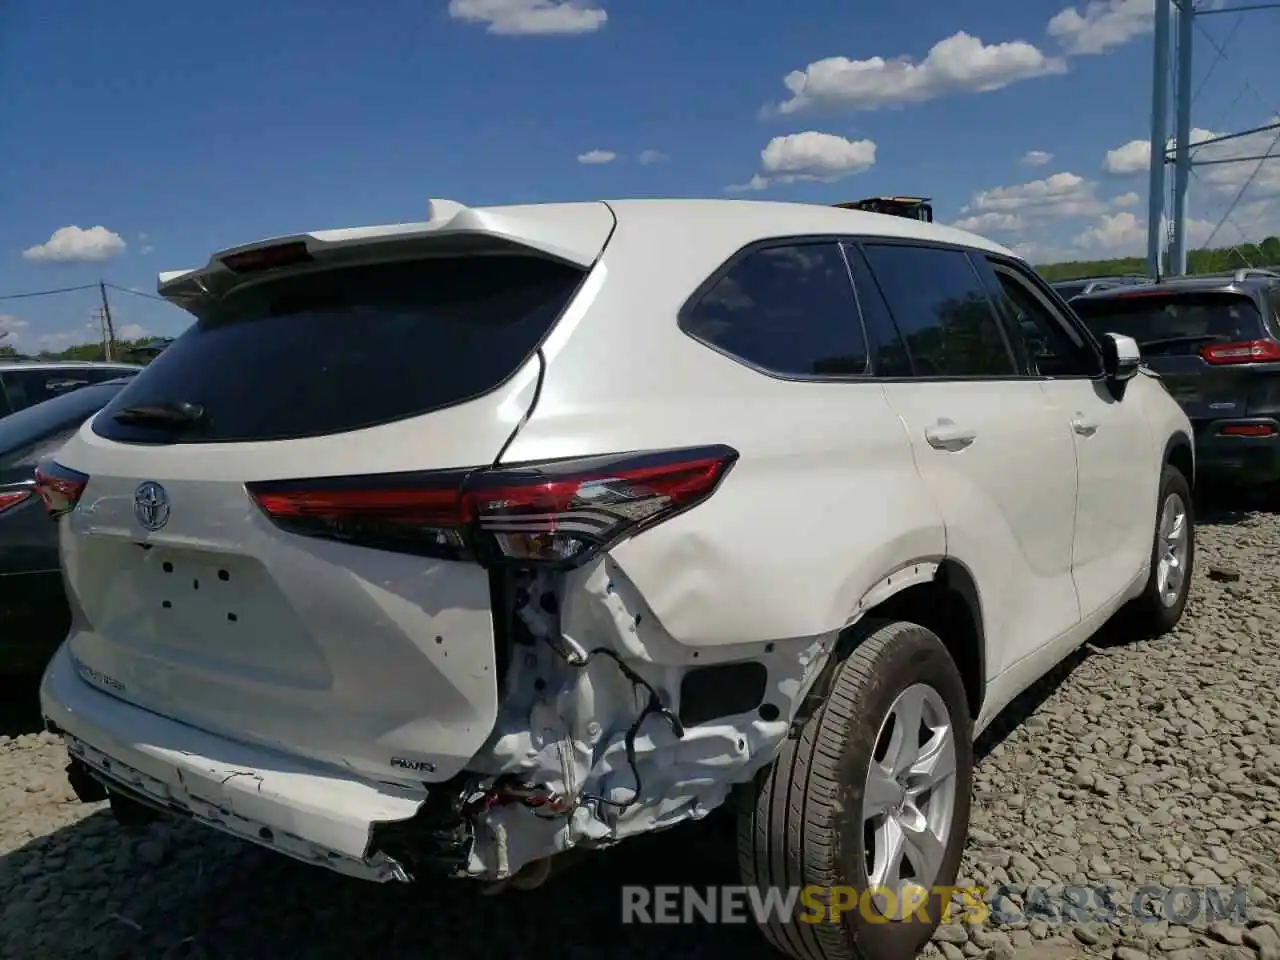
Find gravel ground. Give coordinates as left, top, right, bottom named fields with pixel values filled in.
left=2, top=508, right=1279, bottom=960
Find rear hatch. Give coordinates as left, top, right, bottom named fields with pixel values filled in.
left=1072, top=288, right=1280, bottom=422
left=47, top=207, right=611, bottom=784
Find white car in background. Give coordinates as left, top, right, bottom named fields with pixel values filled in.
left=37, top=197, right=1194, bottom=960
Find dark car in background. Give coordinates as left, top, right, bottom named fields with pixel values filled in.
left=1, top=379, right=132, bottom=675
left=1051, top=274, right=1152, bottom=300
left=1071, top=268, right=1280, bottom=488
left=0, top=360, right=141, bottom=418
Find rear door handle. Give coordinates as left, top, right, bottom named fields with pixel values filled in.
left=924, top=419, right=977, bottom=451
left=1072, top=415, right=1099, bottom=437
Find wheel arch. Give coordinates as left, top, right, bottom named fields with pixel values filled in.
left=790, top=558, right=987, bottom=734
left=1164, top=429, right=1194, bottom=489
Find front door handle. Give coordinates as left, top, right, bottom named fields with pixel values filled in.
left=1072, top=415, right=1099, bottom=437
left=924, top=419, right=977, bottom=451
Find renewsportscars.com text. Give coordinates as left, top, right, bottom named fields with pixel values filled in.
left=621, top=884, right=1251, bottom=926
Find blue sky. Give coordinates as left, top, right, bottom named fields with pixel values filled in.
left=3, top=0, right=1279, bottom=352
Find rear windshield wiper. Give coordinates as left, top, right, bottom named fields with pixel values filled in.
left=113, top=401, right=205, bottom=427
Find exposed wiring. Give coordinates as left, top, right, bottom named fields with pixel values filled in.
left=540, top=641, right=686, bottom=814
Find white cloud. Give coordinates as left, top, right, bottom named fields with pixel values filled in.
left=768, top=31, right=1066, bottom=115
left=1112, top=191, right=1141, bottom=207
left=950, top=212, right=1024, bottom=234
left=728, top=132, right=877, bottom=193
left=0, top=314, right=30, bottom=345
left=1103, top=138, right=1153, bottom=175
left=760, top=131, right=877, bottom=181
left=725, top=174, right=771, bottom=194
left=963, top=171, right=1107, bottom=219
left=1022, top=150, right=1054, bottom=167
left=141, top=245, right=154, bottom=255
left=1073, top=211, right=1146, bottom=251
left=22, top=225, right=127, bottom=264
left=577, top=149, right=617, bottom=164
left=1073, top=210, right=1218, bottom=254
left=448, top=0, right=606, bottom=35
left=1047, top=0, right=1153, bottom=56
left=117, top=323, right=148, bottom=340
left=638, top=149, right=669, bottom=165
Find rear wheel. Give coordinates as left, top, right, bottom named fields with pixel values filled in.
left=1121, top=464, right=1194, bottom=636
left=738, top=619, right=973, bottom=960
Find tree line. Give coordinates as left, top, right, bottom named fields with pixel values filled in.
left=1036, top=236, right=1280, bottom=281
left=0, top=336, right=163, bottom=364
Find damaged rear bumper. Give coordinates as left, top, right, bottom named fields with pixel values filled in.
left=39, top=643, right=432, bottom=882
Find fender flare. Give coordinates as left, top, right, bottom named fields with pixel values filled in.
left=789, top=557, right=988, bottom=735
left=1162, top=429, right=1195, bottom=487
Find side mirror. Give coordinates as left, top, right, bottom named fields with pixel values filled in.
left=1101, top=332, right=1141, bottom=383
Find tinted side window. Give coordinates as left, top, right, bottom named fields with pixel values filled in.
left=842, top=243, right=912, bottom=377
left=860, top=244, right=1016, bottom=377
left=682, top=242, right=869, bottom=377
left=0, top=382, right=124, bottom=459
left=983, top=260, right=1101, bottom=377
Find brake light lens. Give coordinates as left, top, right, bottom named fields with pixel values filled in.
left=33, top=461, right=90, bottom=519
left=1200, top=339, right=1280, bottom=365
left=1219, top=422, right=1277, bottom=437
left=0, top=489, right=32, bottom=513
left=246, top=445, right=739, bottom=568
left=220, top=241, right=314, bottom=274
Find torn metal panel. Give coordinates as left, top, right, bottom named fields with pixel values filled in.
left=456, top=558, right=839, bottom=879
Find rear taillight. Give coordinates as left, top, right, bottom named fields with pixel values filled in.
left=246, top=445, right=739, bottom=568
left=0, top=489, right=32, bottom=513
left=1199, top=339, right=1280, bottom=365
left=1219, top=422, right=1277, bottom=437
left=33, top=461, right=90, bottom=519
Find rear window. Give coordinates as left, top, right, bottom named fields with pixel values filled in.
left=1072, top=291, right=1265, bottom=356
left=0, top=381, right=125, bottom=461
left=93, top=255, right=584, bottom=444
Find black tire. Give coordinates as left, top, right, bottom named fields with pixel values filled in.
left=738, top=619, right=974, bottom=960
left=1120, top=464, right=1195, bottom=636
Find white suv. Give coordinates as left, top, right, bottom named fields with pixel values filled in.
left=37, top=198, right=1195, bottom=960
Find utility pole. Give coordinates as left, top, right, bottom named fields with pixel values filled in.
left=1163, top=1, right=1280, bottom=275
left=1147, top=0, right=1172, bottom=278
left=98, top=280, right=116, bottom=360
left=92, top=308, right=107, bottom=359
left=1169, top=0, right=1195, bottom=276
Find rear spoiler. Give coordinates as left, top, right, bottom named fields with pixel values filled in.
left=157, top=198, right=615, bottom=308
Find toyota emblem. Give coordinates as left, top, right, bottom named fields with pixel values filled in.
left=133, top=481, right=171, bottom=532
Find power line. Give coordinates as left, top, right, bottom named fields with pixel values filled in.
left=1200, top=123, right=1280, bottom=250
left=104, top=282, right=166, bottom=302
left=0, top=283, right=99, bottom=302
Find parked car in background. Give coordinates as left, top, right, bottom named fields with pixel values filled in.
left=1051, top=274, right=1152, bottom=300
left=37, top=198, right=1194, bottom=960
left=0, top=360, right=141, bottom=418
left=1, top=379, right=132, bottom=676
left=1072, top=268, right=1280, bottom=489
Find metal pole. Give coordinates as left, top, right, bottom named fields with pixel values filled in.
left=1147, top=0, right=1172, bottom=277
left=1170, top=0, right=1194, bottom=276
left=98, top=280, right=116, bottom=360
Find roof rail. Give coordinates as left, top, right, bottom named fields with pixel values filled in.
left=1233, top=267, right=1280, bottom=282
